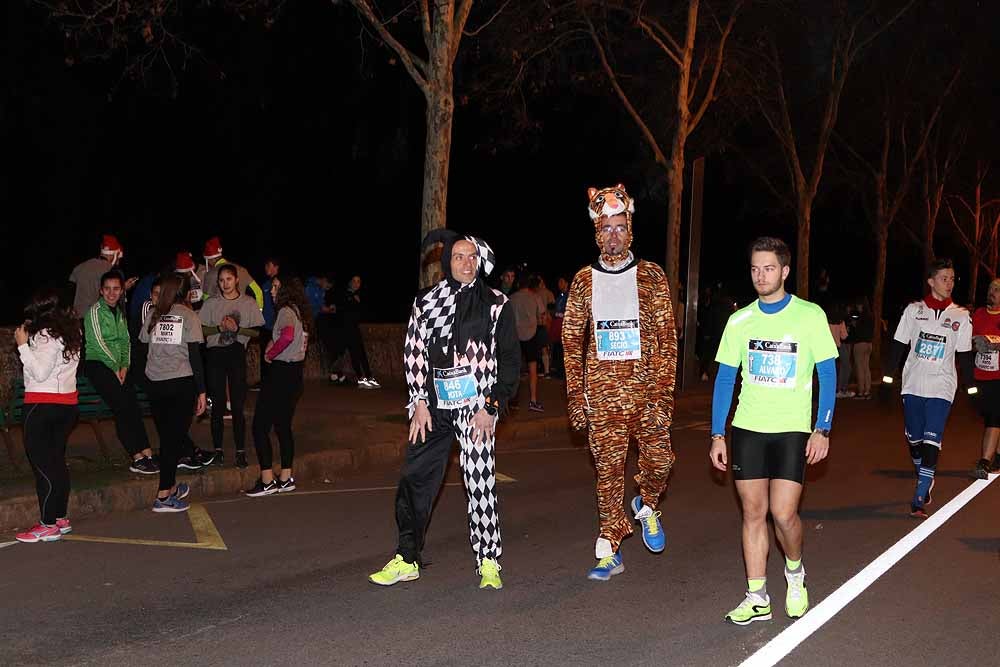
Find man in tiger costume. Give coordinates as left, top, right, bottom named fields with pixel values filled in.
left=562, top=183, right=679, bottom=581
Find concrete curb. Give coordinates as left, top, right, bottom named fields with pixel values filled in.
left=0, top=415, right=576, bottom=533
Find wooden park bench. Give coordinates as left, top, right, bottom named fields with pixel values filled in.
left=0, top=376, right=152, bottom=468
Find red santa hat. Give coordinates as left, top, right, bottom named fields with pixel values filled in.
left=175, top=251, right=197, bottom=273
left=203, top=237, right=223, bottom=260
left=100, top=234, right=123, bottom=263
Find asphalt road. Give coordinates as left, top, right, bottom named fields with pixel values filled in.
left=2, top=395, right=998, bottom=666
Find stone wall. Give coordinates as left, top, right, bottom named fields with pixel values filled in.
left=0, top=323, right=407, bottom=401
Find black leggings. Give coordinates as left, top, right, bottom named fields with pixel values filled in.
left=207, top=344, right=248, bottom=454
left=148, top=377, right=196, bottom=492
left=84, top=360, right=150, bottom=457
left=333, top=324, right=372, bottom=377
left=23, top=404, right=77, bottom=525
left=253, top=361, right=303, bottom=470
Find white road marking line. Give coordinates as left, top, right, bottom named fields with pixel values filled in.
left=739, top=473, right=999, bottom=667
left=0, top=540, right=18, bottom=550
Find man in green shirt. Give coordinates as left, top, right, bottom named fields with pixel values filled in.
left=710, top=237, right=838, bottom=625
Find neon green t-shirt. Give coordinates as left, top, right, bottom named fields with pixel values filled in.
left=715, top=296, right=838, bottom=433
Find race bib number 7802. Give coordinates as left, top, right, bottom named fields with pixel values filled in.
left=152, top=315, right=184, bottom=346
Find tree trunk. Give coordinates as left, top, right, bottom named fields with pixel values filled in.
left=968, top=251, right=980, bottom=305
left=796, top=199, right=811, bottom=298
left=990, top=233, right=999, bottom=278
left=924, top=217, right=937, bottom=268
left=418, top=1, right=457, bottom=287
left=871, top=221, right=889, bottom=376
left=666, top=126, right=688, bottom=298
left=418, top=83, right=455, bottom=286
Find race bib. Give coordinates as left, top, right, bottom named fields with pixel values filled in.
left=152, top=315, right=184, bottom=346
left=433, top=365, right=476, bottom=409
left=976, top=350, right=999, bottom=372
left=591, top=266, right=641, bottom=361
left=595, top=319, right=641, bottom=360
left=915, top=331, right=945, bottom=362
left=747, top=339, right=798, bottom=388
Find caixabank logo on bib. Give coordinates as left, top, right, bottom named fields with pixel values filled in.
left=597, top=319, right=639, bottom=330
left=435, top=366, right=470, bottom=380
left=748, top=339, right=798, bottom=354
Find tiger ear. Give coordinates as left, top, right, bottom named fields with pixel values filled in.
left=615, top=183, right=625, bottom=191
left=587, top=187, right=598, bottom=200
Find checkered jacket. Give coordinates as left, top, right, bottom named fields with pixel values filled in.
left=403, top=282, right=519, bottom=415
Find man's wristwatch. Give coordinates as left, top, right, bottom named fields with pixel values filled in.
left=483, top=397, right=500, bottom=417
left=710, top=433, right=725, bottom=441
left=814, top=428, right=831, bottom=438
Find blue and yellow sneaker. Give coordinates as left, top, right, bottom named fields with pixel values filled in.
left=587, top=552, right=625, bottom=581
left=630, top=496, right=665, bottom=553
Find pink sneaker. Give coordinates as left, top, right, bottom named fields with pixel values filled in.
left=56, top=518, right=72, bottom=535
left=15, top=523, right=62, bottom=543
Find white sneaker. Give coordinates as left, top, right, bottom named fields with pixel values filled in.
left=358, top=378, right=373, bottom=389
left=365, top=377, right=381, bottom=389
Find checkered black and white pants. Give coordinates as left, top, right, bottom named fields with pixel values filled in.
left=395, top=406, right=501, bottom=566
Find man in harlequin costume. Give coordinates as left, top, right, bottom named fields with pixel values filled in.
left=368, top=230, right=520, bottom=591
left=562, top=183, right=679, bottom=581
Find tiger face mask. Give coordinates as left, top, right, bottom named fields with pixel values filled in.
left=587, top=184, right=635, bottom=266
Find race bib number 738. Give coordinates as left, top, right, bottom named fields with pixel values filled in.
left=747, top=339, right=798, bottom=388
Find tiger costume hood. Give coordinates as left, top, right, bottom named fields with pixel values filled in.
left=588, top=183, right=635, bottom=266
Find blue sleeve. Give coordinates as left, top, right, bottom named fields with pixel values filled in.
left=711, top=363, right=739, bottom=435
left=815, top=358, right=837, bottom=430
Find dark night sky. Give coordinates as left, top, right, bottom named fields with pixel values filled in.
left=3, top=0, right=998, bottom=325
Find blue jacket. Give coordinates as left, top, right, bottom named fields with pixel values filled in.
left=305, top=277, right=327, bottom=318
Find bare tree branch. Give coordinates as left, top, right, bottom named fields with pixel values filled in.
left=347, top=0, right=430, bottom=93
left=689, top=0, right=740, bottom=131
left=452, top=0, right=476, bottom=62
left=581, top=4, right=668, bottom=167
left=465, top=0, right=511, bottom=37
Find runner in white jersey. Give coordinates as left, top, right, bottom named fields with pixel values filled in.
left=882, top=258, right=975, bottom=518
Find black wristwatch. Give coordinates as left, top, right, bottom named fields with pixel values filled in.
left=813, top=428, right=831, bottom=438
left=483, top=398, right=499, bottom=417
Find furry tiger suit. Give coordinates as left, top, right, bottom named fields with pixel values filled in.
left=562, top=184, right=678, bottom=563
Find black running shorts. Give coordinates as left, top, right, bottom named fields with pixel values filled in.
left=731, top=427, right=809, bottom=483
left=978, top=380, right=1000, bottom=428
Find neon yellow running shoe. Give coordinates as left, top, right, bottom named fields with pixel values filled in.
left=724, top=591, right=772, bottom=625
left=369, top=554, right=419, bottom=586
left=784, top=567, right=809, bottom=618
left=478, top=558, right=503, bottom=590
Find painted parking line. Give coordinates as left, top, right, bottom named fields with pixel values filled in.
left=203, top=474, right=517, bottom=505
left=739, top=473, right=999, bottom=667
left=63, top=504, right=227, bottom=551
left=0, top=540, right=18, bottom=550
